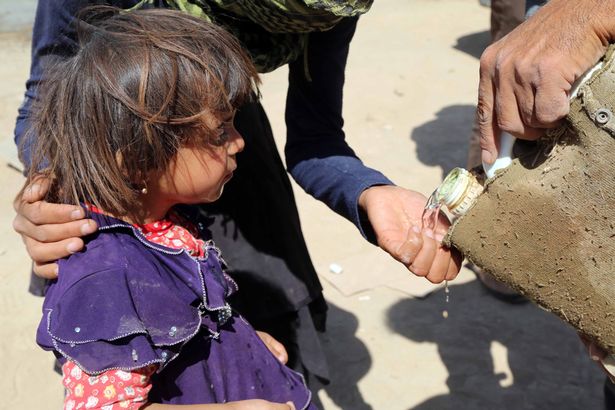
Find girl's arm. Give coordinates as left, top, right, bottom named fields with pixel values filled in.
left=145, top=400, right=295, bottom=409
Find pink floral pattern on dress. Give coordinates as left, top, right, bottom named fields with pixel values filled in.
left=136, top=215, right=206, bottom=258
left=62, top=362, right=156, bottom=410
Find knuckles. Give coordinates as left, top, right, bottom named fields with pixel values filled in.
left=482, top=43, right=570, bottom=131
left=479, top=44, right=498, bottom=75
left=425, top=273, right=446, bottom=284
left=533, top=93, right=569, bottom=125
left=410, top=265, right=428, bottom=277
left=26, top=202, right=45, bottom=225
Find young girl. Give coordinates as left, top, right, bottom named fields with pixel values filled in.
left=23, top=7, right=313, bottom=410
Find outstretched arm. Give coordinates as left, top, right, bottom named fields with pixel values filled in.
left=285, top=18, right=460, bottom=282
left=478, top=0, right=615, bottom=164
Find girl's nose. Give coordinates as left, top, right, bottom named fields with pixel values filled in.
left=227, top=126, right=245, bottom=154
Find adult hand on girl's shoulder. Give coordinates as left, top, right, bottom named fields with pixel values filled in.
left=359, top=185, right=461, bottom=284
left=256, top=331, right=288, bottom=364
left=12, top=177, right=98, bottom=279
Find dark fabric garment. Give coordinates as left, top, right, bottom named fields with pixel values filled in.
left=605, top=378, right=615, bottom=410
left=38, top=212, right=316, bottom=408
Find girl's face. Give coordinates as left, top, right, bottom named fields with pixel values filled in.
left=147, top=112, right=244, bottom=209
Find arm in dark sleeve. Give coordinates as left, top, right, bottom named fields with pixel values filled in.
left=285, top=17, right=393, bottom=242
left=14, top=0, right=139, bottom=167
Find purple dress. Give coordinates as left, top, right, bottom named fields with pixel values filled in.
left=36, top=212, right=316, bottom=409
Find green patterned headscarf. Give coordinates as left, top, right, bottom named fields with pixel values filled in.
left=131, top=0, right=373, bottom=72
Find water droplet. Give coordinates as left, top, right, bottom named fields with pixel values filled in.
left=443, top=281, right=450, bottom=319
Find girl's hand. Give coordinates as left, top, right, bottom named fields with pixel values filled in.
left=256, top=331, right=288, bottom=364
left=359, top=185, right=462, bottom=284
left=225, top=400, right=296, bottom=410
left=12, top=177, right=98, bottom=278
left=146, top=399, right=296, bottom=409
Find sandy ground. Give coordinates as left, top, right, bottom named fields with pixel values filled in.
left=0, top=0, right=606, bottom=409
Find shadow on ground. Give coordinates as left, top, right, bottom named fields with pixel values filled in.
left=453, top=30, right=490, bottom=60
left=410, top=104, right=474, bottom=179
left=317, top=303, right=373, bottom=410
left=387, top=280, right=604, bottom=410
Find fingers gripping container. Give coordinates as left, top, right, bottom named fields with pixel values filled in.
left=440, top=47, right=615, bottom=356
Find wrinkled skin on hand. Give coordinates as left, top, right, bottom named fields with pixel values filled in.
left=359, top=185, right=461, bottom=284
left=478, top=0, right=615, bottom=164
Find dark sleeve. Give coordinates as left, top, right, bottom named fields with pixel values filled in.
left=284, top=17, right=394, bottom=243
left=14, top=0, right=139, bottom=167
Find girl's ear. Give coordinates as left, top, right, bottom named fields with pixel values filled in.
left=114, top=150, right=124, bottom=170
left=115, top=149, right=145, bottom=192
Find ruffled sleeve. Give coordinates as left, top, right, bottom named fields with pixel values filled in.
left=36, top=240, right=207, bottom=375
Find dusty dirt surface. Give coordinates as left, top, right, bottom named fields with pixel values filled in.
left=0, top=0, right=606, bottom=409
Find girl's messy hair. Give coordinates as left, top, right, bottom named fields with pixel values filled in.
left=23, top=7, right=259, bottom=217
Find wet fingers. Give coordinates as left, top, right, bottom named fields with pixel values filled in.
left=395, top=225, right=423, bottom=266
left=445, top=249, right=463, bottom=281
left=409, top=229, right=437, bottom=277
left=424, top=246, right=452, bottom=284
